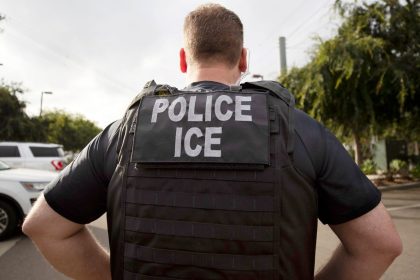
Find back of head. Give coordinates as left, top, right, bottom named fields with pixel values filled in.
left=183, top=3, right=243, bottom=68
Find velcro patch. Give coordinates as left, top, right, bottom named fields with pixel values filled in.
left=132, top=91, right=269, bottom=165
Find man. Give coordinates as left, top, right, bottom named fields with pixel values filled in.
left=23, top=3, right=402, bottom=280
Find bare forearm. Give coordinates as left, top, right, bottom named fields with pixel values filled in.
left=30, top=226, right=111, bottom=280
left=315, top=245, right=397, bottom=280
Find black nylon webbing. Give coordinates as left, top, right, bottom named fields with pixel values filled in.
left=123, top=272, right=174, bottom=280
left=273, top=133, right=282, bottom=280
left=124, top=243, right=275, bottom=271
left=125, top=204, right=274, bottom=226
left=286, top=97, right=295, bottom=155
left=125, top=189, right=274, bottom=212
left=125, top=217, right=273, bottom=241
left=124, top=259, right=276, bottom=280
left=128, top=165, right=276, bottom=182
left=124, top=231, right=274, bottom=255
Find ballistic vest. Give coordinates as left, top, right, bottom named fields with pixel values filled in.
left=107, top=81, right=318, bottom=280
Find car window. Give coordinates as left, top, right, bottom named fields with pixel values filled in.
left=0, top=146, right=21, bottom=157
left=29, top=146, right=64, bottom=157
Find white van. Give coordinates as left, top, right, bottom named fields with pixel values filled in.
left=0, top=142, right=66, bottom=172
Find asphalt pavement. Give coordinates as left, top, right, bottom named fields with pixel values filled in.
left=0, top=218, right=108, bottom=280
left=0, top=185, right=419, bottom=279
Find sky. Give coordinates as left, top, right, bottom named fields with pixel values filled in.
left=0, top=0, right=341, bottom=128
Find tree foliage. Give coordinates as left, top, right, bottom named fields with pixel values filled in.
left=335, top=0, right=420, bottom=139
left=0, top=84, right=43, bottom=141
left=37, top=111, right=102, bottom=152
left=280, top=0, right=419, bottom=164
left=0, top=85, right=101, bottom=152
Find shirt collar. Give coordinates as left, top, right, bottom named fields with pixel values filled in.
left=183, top=81, right=230, bottom=92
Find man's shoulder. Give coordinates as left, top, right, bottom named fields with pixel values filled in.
left=87, top=119, right=122, bottom=179
left=104, top=119, right=123, bottom=144
left=292, top=108, right=328, bottom=179
left=294, top=108, right=324, bottom=136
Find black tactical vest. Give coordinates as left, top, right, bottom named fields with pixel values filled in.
left=107, top=81, right=318, bottom=280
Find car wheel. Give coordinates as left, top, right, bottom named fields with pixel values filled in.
left=0, top=201, right=18, bottom=240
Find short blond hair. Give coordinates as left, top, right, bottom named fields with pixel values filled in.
left=183, top=3, right=243, bottom=67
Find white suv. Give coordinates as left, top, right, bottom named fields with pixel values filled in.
left=0, top=142, right=65, bottom=172
left=0, top=160, right=57, bottom=240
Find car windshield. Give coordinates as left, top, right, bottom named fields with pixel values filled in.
left=0, top=160, right=11, bottom=170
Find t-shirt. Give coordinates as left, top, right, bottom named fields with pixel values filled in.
left=44, top=81, right=381, bottom=225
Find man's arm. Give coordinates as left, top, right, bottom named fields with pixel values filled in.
left=315, top=202, right=402, bottom=280
left=22, top=194, right=111, bottom=280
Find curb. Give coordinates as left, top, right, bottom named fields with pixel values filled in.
left=378, top=181, right=420, bottom=192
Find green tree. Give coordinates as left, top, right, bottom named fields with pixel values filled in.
left=335, top=0, right=420, bottom=141
left=0, top=84, right=44, bottom=141
left=282, top=36, right=387, bottom=164
left=39, top=111, right=101, bottom=152
left=280, top=0, right=419, bottom=164
left=0, top=86, right=101, bottom=150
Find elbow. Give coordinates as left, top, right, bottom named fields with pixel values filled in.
left=22, top=203, right=47, bottom=239
left=388, top=236, right=403, bottom=260
left=22, top=215, right=38, bottom=238
left=22, top=211, right=51, bottom=240
left=349, top=232, right=403, bottom=264
left=376, top=234, right=403, bottom=263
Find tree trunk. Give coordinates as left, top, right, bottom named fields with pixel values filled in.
left=353, top=132, right=363, bottom=165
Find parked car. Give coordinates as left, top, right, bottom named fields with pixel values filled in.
left=0, top=160, right=58, bottom=240
left=0, top=142, right=65, bottom=172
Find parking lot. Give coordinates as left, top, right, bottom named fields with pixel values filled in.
left=0, top=186, right=419, bottom=279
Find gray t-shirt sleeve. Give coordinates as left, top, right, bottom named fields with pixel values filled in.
left=44, top=120, right=121, bottom=224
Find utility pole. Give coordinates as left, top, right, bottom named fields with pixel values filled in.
left=40, top=91, right=53, bottom=117
left=279, top=36, right=287, bottom=76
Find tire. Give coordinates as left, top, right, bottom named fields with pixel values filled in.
left=0, top=201, right=18, bottom=241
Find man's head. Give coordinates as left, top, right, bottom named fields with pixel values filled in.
left=180, top=4, right=247, bottom=82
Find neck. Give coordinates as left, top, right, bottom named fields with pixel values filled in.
left=186, top=64, right=241, bottom=85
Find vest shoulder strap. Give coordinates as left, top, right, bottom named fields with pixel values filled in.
left=242, top=80, right=295, bottom=155
left=126, top=80, right=179, bottom=111
left=242, top=80, right=295, bottom=106
left=126, top=80, right=158, bottom=110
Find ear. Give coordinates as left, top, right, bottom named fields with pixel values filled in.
left=179, top=48, right=187, bottom=73
left=238, top=48, right=247, bottom=73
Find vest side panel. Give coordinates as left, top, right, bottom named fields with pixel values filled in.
left=108, top=106, right=139, bottom=280
left=108, top=164, right=128, bottom=280
left=271, top=95, right=318, bottom=279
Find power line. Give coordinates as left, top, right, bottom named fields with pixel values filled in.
left=256, top=0, right=307, bottom=48
left=287, top=18, right=334, bottom=49
left=252, top=0, right=333, bottom=68
left=287, top=0, right=332, bottom=39
left=4, top=15, right=138, bottom=93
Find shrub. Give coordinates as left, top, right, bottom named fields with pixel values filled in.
left=389, top=159, right=408, bottom=174
left=361, top=159, right=376, bottom=175
left=410, top=164, right=420, bottom=179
